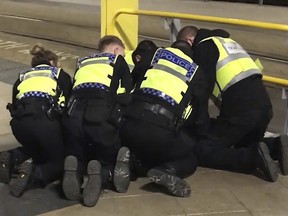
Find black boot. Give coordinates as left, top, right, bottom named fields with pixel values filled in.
left=63, top=155, right=81, bottom=201
left=130, top=153, right=148, bottom=181
left=9, top=160, right=43, bottom=197
left=0, top=151, right=12, bottom=184
left=113, top=146, right=130, bottom=193
left=256, top=142, right=278, bottom=182
left=101, top=166, right=113, bottom=189
left=83, top=160, right=102, bottom=207
left=147, top=166, right=191, bottom=198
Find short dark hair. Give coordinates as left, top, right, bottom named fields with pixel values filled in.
left=132, top=40, right=158, bottom=63
left=135, top=40, right=157, bottom=52
left=176, top=26, right=198, bottom=41
left=98, top=35, right=125, bottom=52
left=30, top=44, right=58, bottom=67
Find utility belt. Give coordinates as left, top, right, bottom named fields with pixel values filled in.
left=7, top=98, right=50, bottom=118
left=125, top=101, right=179, bottom=130
left=7, top=96, right=64, bottom=120
left=142, top=102, right=175, bottom=121
left=66, top=96, right=122, bottom=128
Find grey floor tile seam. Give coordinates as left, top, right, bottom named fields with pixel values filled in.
left=174, top=197, right=187, bottom=216
left=227, top=187, right=253, bottom=216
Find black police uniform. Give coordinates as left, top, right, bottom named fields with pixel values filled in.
left=7, top=65, right=72, bottom=196
left=187, top=29, right=274, bottom=175
left=120, top=45, right=208, bottom=197
left=62, top=54, right=132, bottom=179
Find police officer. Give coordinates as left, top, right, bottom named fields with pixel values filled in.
left=177, top=26, right=282, bottom=182
left=0, top=44, right=72, bottom=197
left=120, top=40, right=208, bottom=197
left=62, top=35, right=133, bottom=207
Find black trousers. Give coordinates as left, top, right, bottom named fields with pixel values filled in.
left=195, top=107, right=273, bottom=171
left=10, top=102, right=64, bottom=185
left=62, top=98, right=121, bottom=171
left=120, top=108, right=198, bottom=179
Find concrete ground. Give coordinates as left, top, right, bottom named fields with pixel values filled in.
left=0, top=0, right=288, bottom=216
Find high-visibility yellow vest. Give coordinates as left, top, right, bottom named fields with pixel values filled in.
left=199, top=37, right=261, bottom=101
left=139, top=47, right=198, bottom=108
left=124, top=50, right=135, bottom=72
left=73, top=53, right=118, bottom=90
left=16, top=65, right=63, bottom=103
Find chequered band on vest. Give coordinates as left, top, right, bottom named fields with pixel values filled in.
left=78, top=53, right=116, bottom=66
left=21, top=91, right=50, bottom=99
left=34, top=66, right=58, bottom=79
left=186, top=62, right=198, bottom=79
left=73, top=82, right=109, bottom=91
left=140, top=88, right=176, bottom=106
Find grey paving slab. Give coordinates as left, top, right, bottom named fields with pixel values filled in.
left=0, top=133, right=19, bottom=151
left=0, top=58, right=26, bottom=84
left=178, top=188, right=247, bottom=215
left=231, top=181, right=288, bottom=216
left=0, top=81, right=12, bottom=96
left=0, top=182, right=78, bottom=216
left=0, top=96, right=12, bottom=135
left=0, top=82, right=13, bottom=141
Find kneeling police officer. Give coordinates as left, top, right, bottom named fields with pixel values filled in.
left=62, top=35, right=133, bottom=207
left=120, top=40, right=208, bottom=197
left=1, top=44, right=72, bottom=197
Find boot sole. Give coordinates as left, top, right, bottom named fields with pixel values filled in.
left=147, top=169, right=191, bottom=197
left=0, top=151, right=11, bottom=184
left=258, top=142, right=278, bottom=182
left=63, top=156, right=81, bottom=201
left=9, top=161, right=32, bottom=197
left=83, top=160, right=102, bottom=207
left=279, top=135, right=288, bottom=175
left=114, top=147, right=130, bottom=193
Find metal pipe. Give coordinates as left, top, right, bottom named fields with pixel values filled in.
left=111, top=9, right=288, bottom=32
left=110, top=9, right=288, bottom=87
left=262, top=75, right=288, bottom=87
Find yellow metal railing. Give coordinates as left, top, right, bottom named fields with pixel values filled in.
left=110, top=9, right=288, bottom=87
left=111, top=9, right=288, bottom=32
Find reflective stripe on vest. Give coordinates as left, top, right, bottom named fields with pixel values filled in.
left=124, top=50, right=135, bottom=72
left=140, top=47, right=198, bottom=105
left=16, top=65, right=60, bottom=99
left=73, top=53, right=118, bottom=90
left=199, top=37, right=261, bottom=100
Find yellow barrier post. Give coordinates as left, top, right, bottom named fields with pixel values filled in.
left=101, top=0, right=138, bottom=50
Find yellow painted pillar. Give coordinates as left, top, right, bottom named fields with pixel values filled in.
left=101, top=0, right=138, bottom=50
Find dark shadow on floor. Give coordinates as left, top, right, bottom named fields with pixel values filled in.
left=0, top=182, right=78, bottom=216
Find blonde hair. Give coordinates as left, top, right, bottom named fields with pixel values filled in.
left=98, top=35, right=125, bottom=52
left=176, top=26, right=198, bottom=41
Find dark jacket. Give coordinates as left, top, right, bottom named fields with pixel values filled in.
left=192, top=28, right=272, bottom=116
